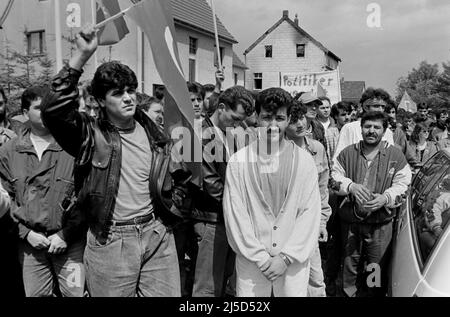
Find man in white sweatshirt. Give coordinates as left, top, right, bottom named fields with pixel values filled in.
left=223, top=88, right=321, bottom=297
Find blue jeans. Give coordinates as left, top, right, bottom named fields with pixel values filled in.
left=341, top=221, right=393, bottom=297
left=18, top=239, right=85, bottom=297
left=192, top=221, right=235, bottom=297
left=84, top=217, right=180, bottom=297
left=308, top=244, right=326, bottom=297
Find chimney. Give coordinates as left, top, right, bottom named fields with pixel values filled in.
left=294, top=14, right=299, bottom=25
left=282, top=10, right=289, bottom=18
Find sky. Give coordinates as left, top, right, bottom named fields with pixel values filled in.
left=215, top=0, right=450, bottom=97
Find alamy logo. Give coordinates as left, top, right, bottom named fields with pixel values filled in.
left=366, top=263, right=381, bottom=288
left=366, top=3, right=382, bottom=29
left=67, top=263, right=82, bottom=288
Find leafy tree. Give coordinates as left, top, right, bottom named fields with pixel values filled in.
left=436, top=61, right=450, bottom=104
left=395, top=61, right=444, bottom=108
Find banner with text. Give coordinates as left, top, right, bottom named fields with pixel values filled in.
left=280, top=70, right=341, bottom=105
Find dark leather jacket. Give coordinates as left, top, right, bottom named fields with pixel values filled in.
left=189, top=117, right=234, bottom=223
left=41, top=65, right=191, bottom=236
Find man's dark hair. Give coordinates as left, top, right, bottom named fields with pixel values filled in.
left=203, top=84, right=215, bottom=94
left=410, top=122, right=429, bottom=144
left=91, top=61, right=138, bottom=100
left=21, top=85, right=50, bottom=112
left=138, top=96, right=159, bottom=112
left=330, top=101, right=352, bottom=120
left=0, top=85, right=7, bottom=104
left=360, top=111, right=389, bottom=131
left=436, top=108, right=448, bottom=120
left=154, top=86, right=165, bottom=101
left=360, top=87, right=392, bottom=105
left=417, top=102, right=428, bottom=110
left=289, top=100, right=307, bottom=124
left=218, top=86, right=254, bottom=116
left=318, top=96, right=331, bottom=104
left=255, top=88, right=293, bottom=116
left=187, top=82, right=205, bottom=99
left=385, top=99, right=397, bottom=114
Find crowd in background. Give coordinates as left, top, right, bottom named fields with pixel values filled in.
left=0, top=25, right=449, bottom=298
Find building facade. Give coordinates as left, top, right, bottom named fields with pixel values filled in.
left=0, top=0, right=238, bottom=94
left=244, top=10, right=341, bottom=92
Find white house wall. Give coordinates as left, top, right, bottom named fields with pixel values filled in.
left=0, top=0, right=235, bottom=96
left=245, top=20, right=328, bottom=90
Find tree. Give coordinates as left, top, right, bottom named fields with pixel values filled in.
left=0, top=45, right=54, bottom=114
left=436, top=61, right=450, bottom=104
left=395, top=61, right=444, bottom=109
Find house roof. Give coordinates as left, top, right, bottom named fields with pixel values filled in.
left=171, top=0, right=238, bottom=44
left=341, top=81, right=366, bottom=102
left=243, top=12, right=341, bottom=62
left=232, top=51, right=247, bottom=69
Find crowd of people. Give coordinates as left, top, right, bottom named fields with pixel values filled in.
left=0, top=25, right=449, bottom=298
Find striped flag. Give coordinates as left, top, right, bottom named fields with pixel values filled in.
left=398, top=91, right=417, bottom=113
left=126, top=0, right=201, bottom=183
left=316, top=82, right=327, bottom=98
left=96, top=0, right=130, bottom=46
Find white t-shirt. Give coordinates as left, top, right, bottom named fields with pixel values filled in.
left=30, top=133, right=53, bottom=161
left=320, top=119, right=331, bottom=130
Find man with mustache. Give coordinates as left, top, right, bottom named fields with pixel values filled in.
left=332, top=111, right=412, bottom=297
left=333, top=88, right=395, bottom=161
left=223, top=88, right=321, bottom=296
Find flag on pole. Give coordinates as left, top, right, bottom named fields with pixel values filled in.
left=398, top=91, right=417, bottom=113
left=126, top=0, right=201, bottom=184
left=96, top=0, right=130, bottom=46
left=316, top=82, right=327, bottom=98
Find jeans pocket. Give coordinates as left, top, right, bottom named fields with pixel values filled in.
left=87, top=230, right=117, bottom=249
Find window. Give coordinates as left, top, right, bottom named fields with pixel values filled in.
left=189, top=58, right=196, bottom=83
left=214, top=46, right=224, bottom=67
left=234, top=73, right=238, bottom=86
left=189, top=37, right=198, bottom=55
left=265, top=45, right=272, bottom=58
left=412, top=153, right=450, bottom=265
left=326, top=56, right=337, bottom=70
left=296, top=44, right=305, bottom=58
left=26, top=30, right=46, bottom=55
left=254, top=73, right=262, bottom=90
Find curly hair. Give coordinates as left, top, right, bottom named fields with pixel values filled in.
left=330, top=101, right=352, bottom=120
left=21, top=85, right=50, bottom=112
left=187, top=82, right=205, bottom=99
left=218, top=86, right=254, bottom=116
left=410, top=122, right=429, bottom=144
left=289, top=100, right=307, bottom=124
left=360, top=87, right=392, bottom=105
left=255, top=88, right=293, bottom=116
left=91, top=61, right=138, bottom=100
left=360, top=111, right=389, bottom=131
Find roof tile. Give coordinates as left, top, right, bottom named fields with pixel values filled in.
left=171, top=0, right=237, bottom=43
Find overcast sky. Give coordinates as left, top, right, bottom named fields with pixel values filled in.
left=215, top=0, right=450, bottom=97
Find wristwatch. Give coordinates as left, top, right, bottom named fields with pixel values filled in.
left=279, top=253, right=291, bottom=266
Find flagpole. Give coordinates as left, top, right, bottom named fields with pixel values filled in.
left=210, top=0, right=222, bottom=71
left=54, top=0, right=63, bottom=72
left=337, top=65, right=343, bottom=102
left=95, top=6, right=132, bottom=30
left=91, top=0, right=98, bottom=69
